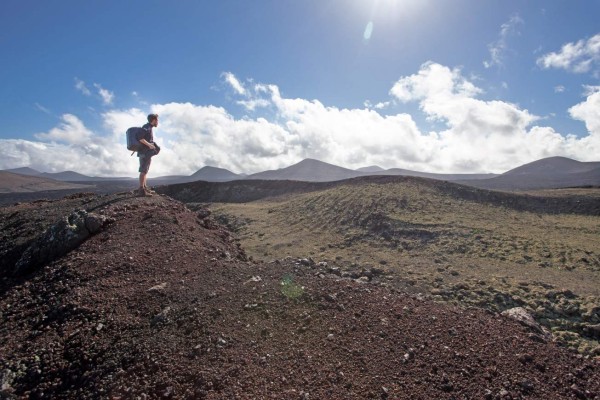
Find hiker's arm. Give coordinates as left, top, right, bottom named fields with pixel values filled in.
left=139, top=139, right=155, bottom=149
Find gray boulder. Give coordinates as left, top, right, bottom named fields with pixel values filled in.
left=14, top=210, right=111, bottom=275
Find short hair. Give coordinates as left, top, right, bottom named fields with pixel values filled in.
left=147, top=113, right=159, bottom=122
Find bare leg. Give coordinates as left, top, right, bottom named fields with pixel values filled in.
left=139, top=172, right=147, bottom=189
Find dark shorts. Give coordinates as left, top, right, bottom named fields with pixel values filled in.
left=139, top=155, right=152, bottom=174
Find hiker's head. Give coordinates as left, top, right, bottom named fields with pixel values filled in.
left=147, top=113, right=159, bottom=126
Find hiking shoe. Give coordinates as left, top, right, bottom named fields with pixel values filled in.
left=144, top=186, right=157, bottom=194
left=136, top=187, right=153, bottom=197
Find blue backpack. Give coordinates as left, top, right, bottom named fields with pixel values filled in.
left=126, top=127, right=145, bottom=152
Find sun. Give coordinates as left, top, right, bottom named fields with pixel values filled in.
left=369, top=0, right=429, bottom=21
left=361, top=0, right=429, bottom=41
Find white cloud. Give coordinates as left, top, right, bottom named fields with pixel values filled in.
left=537, top=33, right=600, bottom=74
left=569, top=86, right=600, bottom=139
left=388, top=62, right=596, bottom=170
left=3, top=66, right=599, bottom=176
left=2, top=114, right=123, bottom=175
left=94, top=83, right=115, bottom=105
left=237, top=99, right=271, bottom=111
left=484, top=14, right=523, bottom=69
left=74, top=78, right=114, bottom=105
left=222, top=72, right=247, bottom=96
left=554, top=85, right=565, bottom=93
left=391, top=62, right=482, bottom=103
left=34, top=114, right=93, bottom=144
left=364, top=100, right=391, bottom=110
left=74, top=78, right=91, bottom=96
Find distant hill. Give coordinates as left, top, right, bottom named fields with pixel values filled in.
left=247, top=159, right=363, bottom=182
left=461, top=156, right=600, bottom=190
left=375, top=168, right=497, bottom=181
left=0, top=171, right=91, bottom=193
left=246, top=159, right=498, bottom=183
left=356, top=165, right=385, bottom=173
left=3, top=167, right=43, bottom=176
left=4, top=156, right=599, bottom=189
left=503, top=156, right=600, bottom=176
left=190, top=166, right=243, bottom=182
left=152, top=166, right=242, bottom=184
left=41, top=170, right=94, bottom=182
left=1, top=168, right=131, bottom=182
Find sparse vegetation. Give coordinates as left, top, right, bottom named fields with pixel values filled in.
left=210, top=179, right=600, bottom=355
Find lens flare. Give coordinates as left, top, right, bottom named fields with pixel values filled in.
left=364, top=21, right=374, bottom=40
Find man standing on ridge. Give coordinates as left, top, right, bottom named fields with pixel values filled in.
left=136, top=113, right=160, bottom=196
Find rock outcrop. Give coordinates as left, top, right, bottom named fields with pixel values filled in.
left=14, top=210, right=111, bottom=275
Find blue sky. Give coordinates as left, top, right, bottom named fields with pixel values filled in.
left=1, top=0, right=599, bottom=176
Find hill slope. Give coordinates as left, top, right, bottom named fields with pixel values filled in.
left=207, top=177, right=600, bottom=355
left=247, top=158, right=362, bottom=182
left=190, top=166, right=242, bottom=181
left=1, top=193, right=598, bottom=398
left=0, top=171, right=91, bottom=193
left=461, top=157, right=600, bottom=190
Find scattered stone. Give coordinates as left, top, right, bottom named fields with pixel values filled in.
left=299, top=258, right=314, bottom=267
left=147, top=282, right=168, bottom=292
left=501, top=307, right=550, bottom=337
left=196, top=209, right=211, bottom=219
left=151, top=306, right=171, bottom=326
left=381, top=386, right=389, bottom=398
left=244, top=276, right=262, bottom=285
left=324, top=294, right=337, bottom=302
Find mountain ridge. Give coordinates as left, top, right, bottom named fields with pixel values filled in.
left=3, top=156, right=599, bottom=190
left=0, top=171, right=92, bottom=193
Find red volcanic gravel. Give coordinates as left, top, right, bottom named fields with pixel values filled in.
left=0, top=193, right=598, bottom=399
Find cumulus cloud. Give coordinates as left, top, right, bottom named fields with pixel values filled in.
left=2, top=65, right=600, bottom=176
left=2, top=113, right=125, bottom=175
left=389, top=62, right=597, bottom=169
left=34, top=114, right=93, bottom=144
left=569, top=86, right=600, bottom=139
left=537, top=33, right=600, bottom=74
left=484, top=14, right=523, bottom=69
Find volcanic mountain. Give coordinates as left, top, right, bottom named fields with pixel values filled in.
left=460, top=156, right=600, bottom=190
left=247, top=158, right=361, bottom=182
left=0, top=171, right=91, bottom=193
left=189, top=166, right=243, bottom=182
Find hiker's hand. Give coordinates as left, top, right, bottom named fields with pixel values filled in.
left=147, top=143, right=156, bottom=150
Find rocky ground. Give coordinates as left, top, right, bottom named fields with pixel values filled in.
left=0, top=192, right=599, bottom=399
left=208, top=178, right=600, bottom=356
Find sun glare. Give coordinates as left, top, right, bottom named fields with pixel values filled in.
left=361, top=0, right=429, bottom=42
left=369, top=0, right=429, bottom=22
